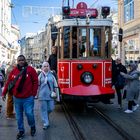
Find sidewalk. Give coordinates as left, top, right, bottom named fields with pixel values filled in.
left=0, top=99, right=75, bottom=140
left=0, top=99, right=43, bottom=140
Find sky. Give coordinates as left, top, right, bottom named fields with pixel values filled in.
left=11, top=0, right=117, bottom=38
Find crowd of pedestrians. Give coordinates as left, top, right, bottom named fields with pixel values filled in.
left=0, top=53, right=59, bottom=140
left=0, top=51, right=140, bottom=140
left=112, top=58, right=140, bottom=113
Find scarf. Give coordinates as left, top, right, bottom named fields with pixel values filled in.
left=17, top=63, right=28, bottom=93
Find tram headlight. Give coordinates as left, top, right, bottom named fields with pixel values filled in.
left=81, top=72, right=94, bottom=85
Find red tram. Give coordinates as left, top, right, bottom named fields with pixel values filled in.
left=51, top=2, right=115, bottom=103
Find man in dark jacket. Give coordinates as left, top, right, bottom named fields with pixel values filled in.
left=48, top=46, right=57, bottom=73
left=2, top=55, right=38, bottom=140
left=113, top=58, right=127, bottom=108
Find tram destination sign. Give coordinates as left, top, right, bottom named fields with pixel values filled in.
left=69, top=2, right=98, bottom=18
left=70, top=8, right=98, bottom=18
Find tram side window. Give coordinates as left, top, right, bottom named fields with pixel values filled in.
left=89, top=28, right=101, bottom=57
left=63, top=26, right=70, bottom=58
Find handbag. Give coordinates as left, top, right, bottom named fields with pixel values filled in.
left=47, top=81, right=57, bottom=99
left=50, top=91, right=57, bottom=99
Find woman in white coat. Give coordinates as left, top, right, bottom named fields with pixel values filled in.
left=38, top=62, right=59, bottom=129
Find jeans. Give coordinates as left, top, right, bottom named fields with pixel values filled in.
left=13, top=96, right=35, bottom=132
left=115, top=86, right=122, bottom=105
left=39, top=100, right=54, bottom=126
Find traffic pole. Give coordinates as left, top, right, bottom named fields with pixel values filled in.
left=118, top=28, right=125, bottom=65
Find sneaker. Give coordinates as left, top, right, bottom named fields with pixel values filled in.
left=6, top=117, right=15, bottom=120
left=109, top=101, right=114, bottom=104
left=124, top=109, right=133, bottom=113
left=16, top=131, right=24, bottom=140
left=43, top=124, right=50, bottom=130
left=30, top=126, right=36, bottom=136
left=133, top=104, right=139, bottom=111
left=6, top=115, right=16, bottom=120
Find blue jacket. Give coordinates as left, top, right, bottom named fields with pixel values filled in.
left=38, top=71, right=55, bottom=100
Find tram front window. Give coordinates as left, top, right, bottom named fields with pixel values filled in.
left=89, top=28, right=101, bottom=57
left=62, top=26, right=111, bottom=59
left=79, top=28, right=87, bottom=57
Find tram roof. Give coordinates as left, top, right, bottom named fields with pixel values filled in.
left=56, top=18, right=113, bottom=28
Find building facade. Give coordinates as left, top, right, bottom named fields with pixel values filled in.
left=9, top=25, right=20, bottom=62
left=21, top=32, right=47, bottom=67
left=112, top=12, right=119, bottom=59
left=0, top=0, right=11, bottom=64
left=0, top=0, right=20, bottom=65
left=118, top=0, right=140, bottom=62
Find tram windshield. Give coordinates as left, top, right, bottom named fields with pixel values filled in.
left=89, top=28, right=101, bottom=57
left=59, top=26, right=111, bottom=59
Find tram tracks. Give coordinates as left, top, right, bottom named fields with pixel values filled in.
left=61, top=102, right=87, bottom=140
left=61, top=102, right=137, bottom=140
left=93, top=107, right=136, bottom=140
